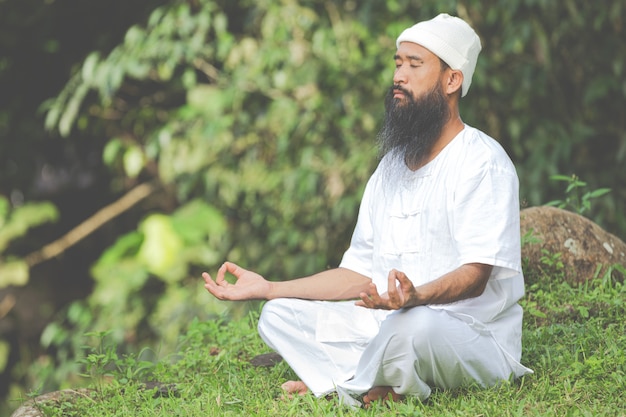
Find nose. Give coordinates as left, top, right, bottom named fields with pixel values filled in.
left=393, top=65, right=408, bottom=85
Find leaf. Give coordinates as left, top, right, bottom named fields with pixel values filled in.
left=0, top=341, right=9, bottom=372
left=123, top=145, right=145, bottom=179
left=186, top=85, right=225, bottom=118
left=171, top=199, right=227, bottom=244
left=92, top=231, right=143, bottom=267
left=587, top=188, right=611, bottom=198
left=40, top=322, right=68, bottom=349
left=90, top=259, right=149, bottom=303
left=102, top=138, right=124, bottom=167
left=550, top=174, right=574, bottom=182
left=0, top=196, right=8, bottom=228
left=137, top=214, right=184, bottom=279
left=81, top=52, right=101, bottom=84
left=0, top=202, right=58, bottom=253
left=58, top=83, right=90, bottom=137
left=0, top=260, right=29, bottom=288
left=124, top=25, right=146, bottom=46
left=528, top=307, right=547, bottom=318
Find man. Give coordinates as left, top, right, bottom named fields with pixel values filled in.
left=203, top=13, right=532, bottom=407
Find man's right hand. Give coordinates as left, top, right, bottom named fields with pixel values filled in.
left=202, top=261, right=273, bottom=301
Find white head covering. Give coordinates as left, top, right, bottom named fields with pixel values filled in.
left=396, top=13, right=482, bottom=97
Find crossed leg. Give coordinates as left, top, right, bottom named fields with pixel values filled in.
left=281, top=380, right=309, bottom=396
left=281, top=380, right=403, bottom=408
left=362, top=386, right=404, bottom=408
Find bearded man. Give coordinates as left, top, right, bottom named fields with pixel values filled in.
left=203, top=13, right=533, bottom=407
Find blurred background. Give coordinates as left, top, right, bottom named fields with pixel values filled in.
left=1, top=0, right=624, bottom=413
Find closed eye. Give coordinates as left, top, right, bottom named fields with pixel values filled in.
left=394, top=54, right=424, bottom=69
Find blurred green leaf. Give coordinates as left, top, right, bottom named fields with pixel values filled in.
left=0, top=260, right=29, bottom=288
left=171, top=199, right=226, bottom=245
left=137, top=213, right=184, bottom=280
left=0, top=201, right=58, bottom=253
left=123, top=144, right=145, bottom=178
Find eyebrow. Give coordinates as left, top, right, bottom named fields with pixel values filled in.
left=394, top=54, right=424, bottom=63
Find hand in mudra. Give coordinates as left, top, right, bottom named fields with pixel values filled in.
left=356, top=269, right=419, bottom=310
left=203, top=262, right=272, bottom=301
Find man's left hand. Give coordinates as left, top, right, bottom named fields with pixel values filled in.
left=355, top=269, right=420, bottom=310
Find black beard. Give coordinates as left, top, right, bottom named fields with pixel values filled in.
left=377, top=83, right=450, bottom=169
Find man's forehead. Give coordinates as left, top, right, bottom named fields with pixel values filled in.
left=395, top=42, right=438, bottom=61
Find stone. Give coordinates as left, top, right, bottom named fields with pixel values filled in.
left=10, top=382, right=177, bottom=416
left=10, top=389, right=92, bottom=417
left=249, top=351, right=283, bottom=367
left=520, top=206, right=626, bottom=283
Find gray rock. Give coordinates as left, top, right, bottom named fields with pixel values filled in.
left=520, top=206, right=626, bottom=283
left=11, top=389, right=92, bottom=417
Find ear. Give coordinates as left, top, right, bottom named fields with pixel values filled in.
left=444, top=69, right=463, bottom=96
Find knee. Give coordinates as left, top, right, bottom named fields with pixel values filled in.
left=380, top=307, right=445, bottom=349
left=258, top=298, right=302, bottom=340
left=381, top=307, right=441, bottom=333
left=257, top=299, right=283, bottom=335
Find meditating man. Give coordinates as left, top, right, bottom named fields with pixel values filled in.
left=203, top=13, right=532, bottom=407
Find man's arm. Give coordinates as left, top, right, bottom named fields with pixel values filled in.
left=356, top=263, right=492, bottom=310
left=203, top=261, right=372, bottom=301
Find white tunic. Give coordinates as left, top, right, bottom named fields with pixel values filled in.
left=339, top=124, right=526, bottom=356
left=258, top=125, right=533, bottom=403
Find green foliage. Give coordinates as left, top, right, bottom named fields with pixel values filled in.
left=37, top=0, right=386, bottom=383
left=458, top=1, right=626, bottom=232
left=44, top=0, right=384, bottom=283
left=84, top=198, right=231, bottom=348
left=0, top=196, right=58, bottom=288
left=546, top=174, right=611, bottom=215
left=77, top=331, right=119, bottom=398
left=44, top=2, right=229, bottom=138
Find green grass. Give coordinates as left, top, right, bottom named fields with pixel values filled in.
left=14, top=272, right=626, bottom=416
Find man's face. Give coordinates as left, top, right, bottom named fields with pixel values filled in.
left=377, top=43, right=451, bottom=170
left=392, top=42, right=446, bottom=103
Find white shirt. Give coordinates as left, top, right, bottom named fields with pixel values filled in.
left=339, top=125, right=526, bottom=358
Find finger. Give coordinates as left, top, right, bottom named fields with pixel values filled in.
left=394, top=270, right=411, bottom=285
left=202, top=272, right=221, bottom=292
left=357, top=291, right=376, bottom=308
left=361, top=283, right=384, bottom=307
left=395, top=271, right=416, bottom=297
left=355, top=294, right=368, bottom=308
left=224, top=261, right=249, bottom=280
left=387, top=269, right=399, bottom=292
left=391, top=268, right=415, bottom=292
left=203, top=275, right=225, bottom=298
left=368, top=282, right=383, bottom=300
left=387, top=270, right=401, bottom=304
left=215, top=262, right=233, bottom=285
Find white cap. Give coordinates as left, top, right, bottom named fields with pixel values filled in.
left=396, top=13, right=482, bottom=97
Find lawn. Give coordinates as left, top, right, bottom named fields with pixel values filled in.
left=14, top=269, right=626, bottom=416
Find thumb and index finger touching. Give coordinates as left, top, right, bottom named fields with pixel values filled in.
left=202, top=261, right=247, bottom=298
left=203, top=261, right=245, bottom=282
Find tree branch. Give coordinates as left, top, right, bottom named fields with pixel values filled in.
left=24, top=181, right=161, bottom=268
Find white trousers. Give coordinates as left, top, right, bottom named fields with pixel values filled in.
left=257, top=298, right=527, bottom=402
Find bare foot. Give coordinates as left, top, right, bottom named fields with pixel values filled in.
left=362, top=386, right=404, bottom=408
left=280, top=380, right=309, bottom=399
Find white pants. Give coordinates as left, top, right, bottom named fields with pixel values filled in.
left=257, top=298, right=528, bottom=402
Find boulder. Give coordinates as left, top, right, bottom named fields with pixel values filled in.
left=520, top=206, right=626, bottom=283
left=10, top=382, right=175, bottom=416
left=10, top=389, right=92, bottom=417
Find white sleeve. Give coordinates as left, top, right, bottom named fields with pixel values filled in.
left=338, top=172, right=378, bottom=279
left=451, top=151, right=522, bottom=280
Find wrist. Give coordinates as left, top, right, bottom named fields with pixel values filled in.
left=266, top=281, right=277, bottom=300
